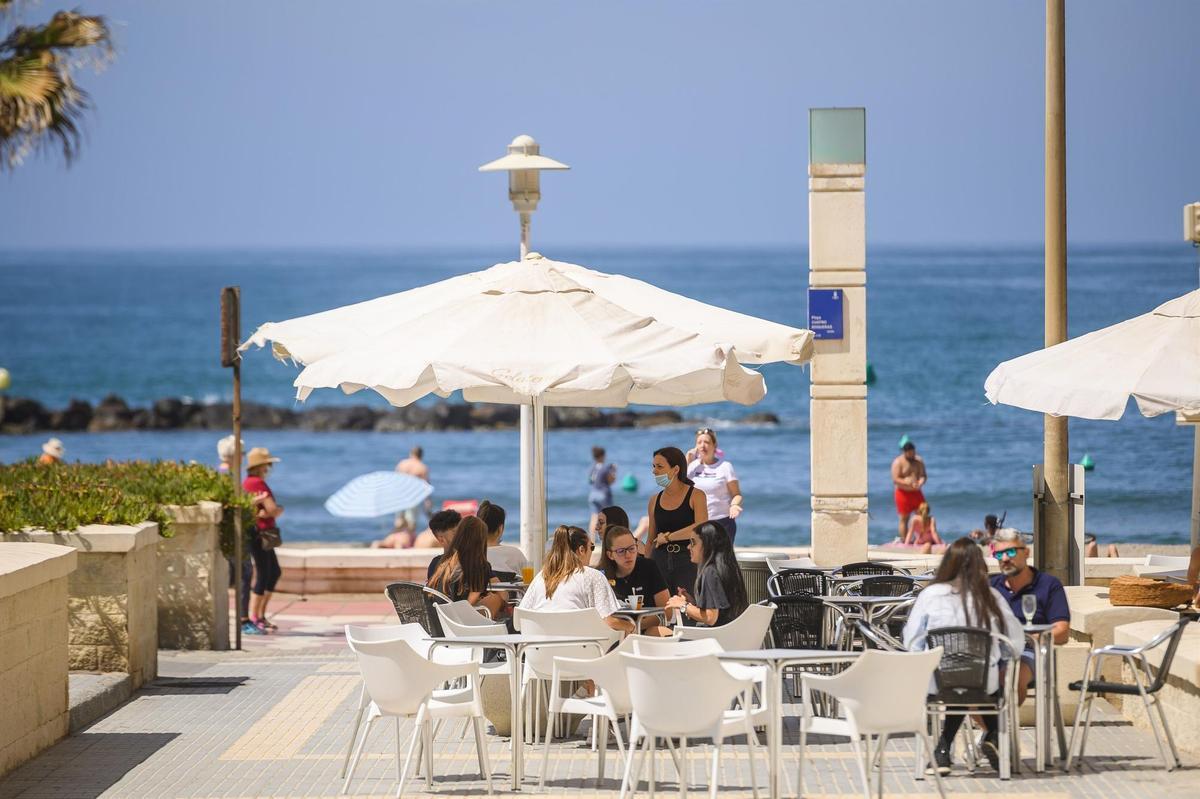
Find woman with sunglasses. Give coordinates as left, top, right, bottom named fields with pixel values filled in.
left=664, top=521, right=747, bottom=627
left=517, top=525, right=633, bottom=633
left=648, top=446, right=708, bottom=595
left=686, top=428, right=743, bottom=543
left=597, top=524, right=671, bottom=632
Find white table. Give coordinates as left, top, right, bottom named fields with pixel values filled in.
left=1022, top=623, right=1068, bottom=772
left=609, top=606, right=668, bottom=628
left=428, top=632, right=609, bottom=790
left=718, top=648, right=861, bottom=799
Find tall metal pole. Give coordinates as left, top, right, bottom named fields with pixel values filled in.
left=1042, top=0, right=1071, bottom=581
left=232, top=354, right=243, bottom=650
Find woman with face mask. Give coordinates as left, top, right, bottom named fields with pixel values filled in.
left=646, top=446, right=708, bottom=595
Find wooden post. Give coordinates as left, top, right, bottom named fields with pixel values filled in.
left=221, top=287, right=243, bottom=650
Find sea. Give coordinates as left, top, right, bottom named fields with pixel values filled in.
left=1, top=246, right=1196, bottom=547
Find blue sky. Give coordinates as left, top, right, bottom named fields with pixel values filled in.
left=1, top=1, right=1197, bottom=249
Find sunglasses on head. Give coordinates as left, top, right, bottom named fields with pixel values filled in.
left=696, top=428, right=714, bottom=436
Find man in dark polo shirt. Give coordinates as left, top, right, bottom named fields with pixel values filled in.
left=989, top=528, right=1071, bottom=704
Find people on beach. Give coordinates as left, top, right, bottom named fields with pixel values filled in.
left=664, top=521, right=747, bottom=627
left=395, top=445, right=432, bottom=531
left=1083, top=532, right=1120, bottom=558
left=587, top=446, right=617, bottom=535
left=217, top=435, right=251, bottom=628
left=647, top=446, right=708, bottom=595
left=969, top=513, right=1002, bottom=546
left=37, top=437, right=64, bottom=465
left=989, top=528, right=1071, bottom=703
left=903, top=537, right=1024, bottom=774
left=477, top=499, right=529, bottom=576
left=905, top=502, right=944, bottom=553
left=685, top=428, right=743, bottom=543
left=597, top=524, right=670, bottom=634
left=518, top=525, right=633, bottom=633
left=243, top=447, right=284, bottom=635
left=891, top=440, right=927, bottom=540
left=427, top=515, right=506, bottom=618
left=423, top=509, right=463, bottom=580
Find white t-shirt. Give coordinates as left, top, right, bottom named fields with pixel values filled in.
left=517, top=566, right=621, bottom=618
left=687, top=458, right=739, bottom=519
left=487, top=544, right=530, bottom=576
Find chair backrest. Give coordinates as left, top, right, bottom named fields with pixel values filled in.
left=437, top=605, right=507, bottom=639
left=346, top=631, right=464, bottom=716
left=768, top=557, right=820, bottom=575
left=924, top=626, right=993, bottom=704
left=437, top=600, right=493, bottom=628
left=630, top=637, right=723, bottom=657
left=620, top=653, right=749, bottom=737
left=817, top=648, right=943, bottom=734
left=553, top=636, right=640, bottom=715
left=384, top=581, right=448, bottom=636
left=344, top=622, right=428, bottom=645
left=1146, top=617, right=1193, bottom=693
left=767, top=568, right=828, bottom=598
left=768, top=594, right=828, bottom=650
left=834, top=561, right=899, bottom=578
left=492, top=569, right=518, bottom=582
left=1144, top=554, right=1191, bottom=569
left=513, top=607, right=616, bottom=677
left=854, top=619, right=903, bottom=651
left=676, top=603, right=774, bottom=650
left=849, top=575, right=917, bottom=597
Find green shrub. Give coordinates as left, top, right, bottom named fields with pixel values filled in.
left=0, top=460, right=256, bottom=556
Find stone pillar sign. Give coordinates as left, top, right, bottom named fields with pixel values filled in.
left=808, top=108, right=868, bottom=566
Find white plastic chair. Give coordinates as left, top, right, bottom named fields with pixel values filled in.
left=1143, top=554, right=1191, bottom=569
left=437, top=602, right=511, bottom=677
left=800, top=648, right=945, bottom=799
left=513, top=607, right=619, bottom=742
left=676, top=603, right=774, bottom=651
left=619, top=652, right=762, bottom=799
left=539, top=636, right=640, bottom=787
left=343, top=628, right=493, bottom=796
left=629, top=636, right=769, bottom=726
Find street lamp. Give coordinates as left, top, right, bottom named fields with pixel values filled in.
left=479, top=135, right=570, bottom=567
left=479, top=134, right=570, bottom=258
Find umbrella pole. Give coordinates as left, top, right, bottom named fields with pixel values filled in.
left=520, top=401, right=547, bottom=570
left=1192, top=429, right=1200, bottom=549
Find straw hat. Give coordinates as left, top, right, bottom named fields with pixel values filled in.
left=42, top=438, right=65, bottom=458
left=246, top=447, right=280, bottom=470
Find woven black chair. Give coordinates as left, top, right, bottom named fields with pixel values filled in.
left=1066, top=616, right=1192, bottom=772
left=924, top=625, right=1018, bottom=779
left=768, top=594, right=839, bottom=704
left=767, top=568, right=829, bottom=598
left=846, top=575, right=917, bottom=597
left=833, top=561, right=900, bottom=578
left=383, top=581, right=449, bottom=636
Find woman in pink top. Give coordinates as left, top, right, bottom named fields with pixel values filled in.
left=905, top=502, right=945, bottom=554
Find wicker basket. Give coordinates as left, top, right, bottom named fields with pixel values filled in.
left=1108, top=575, right=1194, bottom=609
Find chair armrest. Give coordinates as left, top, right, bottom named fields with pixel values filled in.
left=435, top=661, right=481, bottom=684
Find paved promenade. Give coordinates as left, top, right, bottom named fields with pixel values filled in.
left=0, top=593, right=1195, bottom=798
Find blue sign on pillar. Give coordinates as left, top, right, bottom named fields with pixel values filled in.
left=808, top=289, right=844, bottom=340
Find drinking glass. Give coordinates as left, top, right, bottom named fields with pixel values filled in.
left=520, top=565, right=535, bottom=584
left=1021, top=594, right=1037, bottom=625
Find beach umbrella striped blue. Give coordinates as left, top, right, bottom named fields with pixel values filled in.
left=324, top=471, right=434, bottom=518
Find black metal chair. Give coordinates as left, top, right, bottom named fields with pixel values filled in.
left=767, top=568, right=829, bottom=598
left=833, top=561, right=901, bottom=578
left=846, top=575, right=917, bottom=597
left=1066, top=616, right=1192, bottom=772
left=383, top=581, right=449, bottom=637
left=923, top=625, right=1019, bottom=780
left=768, top=594, right=839, bottom=705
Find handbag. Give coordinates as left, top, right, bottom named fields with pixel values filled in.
left=258, top=528, right=282, bottom=550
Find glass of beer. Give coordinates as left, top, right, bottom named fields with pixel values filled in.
left=520, top=565, right=535, bottom=585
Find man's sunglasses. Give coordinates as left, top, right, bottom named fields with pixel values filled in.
left=994, top=547, right=1024, bottom=560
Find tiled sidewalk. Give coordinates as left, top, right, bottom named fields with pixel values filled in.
left=1, top=594, right=1195, bottom=798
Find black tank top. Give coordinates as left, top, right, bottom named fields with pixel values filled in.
left=651, top=486, right=698, bottom=595
left=653, top=485, right=696, bottom=534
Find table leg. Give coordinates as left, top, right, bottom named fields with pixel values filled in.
left=768, top=662, right=781, bottom=799
left=1035, top=633, right=1048, bottom=772
left=508, top=644, right=523, bottom=789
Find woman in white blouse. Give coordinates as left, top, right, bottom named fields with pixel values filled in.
left=518, top=525, right=633, bottom=633
left=686, top=428, right=742, bottom=542
left=903, top=538, right=1024, bottom=775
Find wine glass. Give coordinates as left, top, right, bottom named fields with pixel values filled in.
left=1021, top=594, right=1038, bottom=625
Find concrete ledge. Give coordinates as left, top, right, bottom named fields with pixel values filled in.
left=0, top=542, right=77, bottom=600
left=4, top=522, right=159, bottom=553
left=275, top=546, right=440, bottom=594
left=68, top=672, right=132, bottom=732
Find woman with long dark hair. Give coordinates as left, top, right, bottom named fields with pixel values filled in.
left=477, top=499, right=529, bottom=576
left=664, top=521, right=747, bottom=627
left=903, top=537, right=1023, bottom=775
left=646, top=446, right=708, bottom=594
left=517, top=525, right=633, bottom=633
left=428, top=516, right=506, bottom=618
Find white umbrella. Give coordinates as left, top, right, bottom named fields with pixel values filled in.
left=246, top=252, right=813, bottom=561
left=984, top=289, right=1200, bottom=419
left=324, top=471, right=434, bottom=519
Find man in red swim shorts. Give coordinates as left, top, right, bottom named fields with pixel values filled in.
left=891, top=440, right=927, bottom=540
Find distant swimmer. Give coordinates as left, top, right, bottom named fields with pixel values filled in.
left=891, top=440, right=927, bottom=541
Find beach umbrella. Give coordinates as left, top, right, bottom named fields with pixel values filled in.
left=984, top=288, right=1200, bottom=552
left=324, top=471, right=434, bottom=519
left=246, top=252, right=813, bottom=563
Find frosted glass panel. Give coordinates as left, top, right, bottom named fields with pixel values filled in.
left=810, top=108, right=866, bottom=165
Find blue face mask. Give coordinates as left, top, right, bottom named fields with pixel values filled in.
left=654, top=472, right=672, bottom=488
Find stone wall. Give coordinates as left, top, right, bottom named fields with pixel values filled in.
left=0, top=542, right=77, bottom=776
left=3, top=523, right=159, bottom=689
left=159, top=502, right=228, bottom=650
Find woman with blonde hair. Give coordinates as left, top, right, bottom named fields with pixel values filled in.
left=518, top=525, right=633, bottom=633
left=905, top=501, right=945, bottom=554
left=427, top=516, right=506, bottom=618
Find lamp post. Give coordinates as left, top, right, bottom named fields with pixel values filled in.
left=479, top=135, right=569, bottom=567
